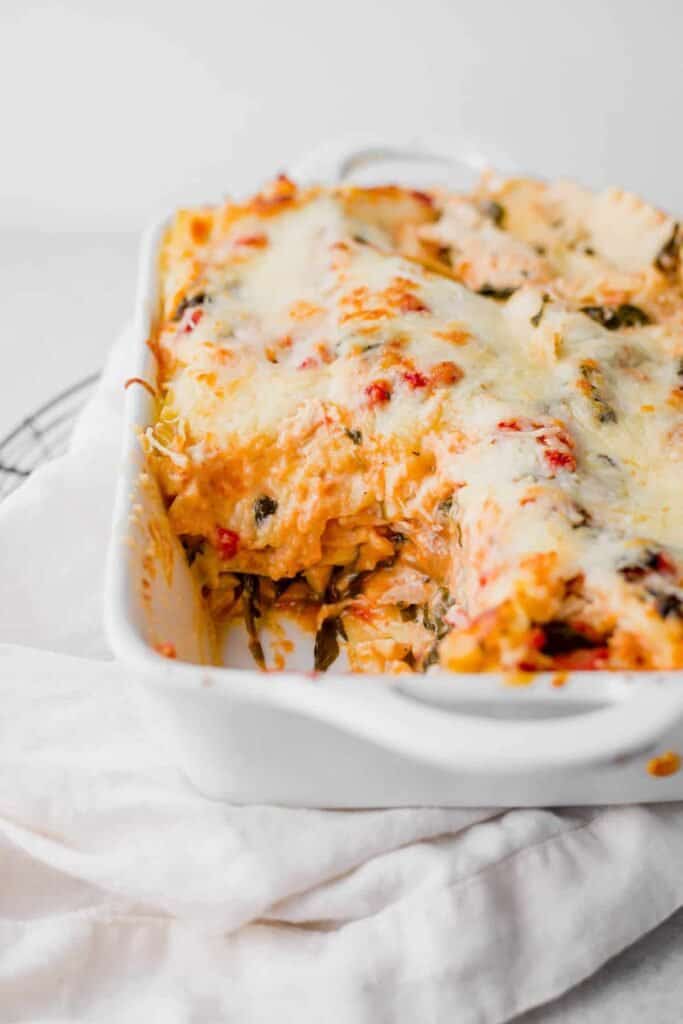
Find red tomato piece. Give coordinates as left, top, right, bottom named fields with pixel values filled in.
left=215, top=526, right=240, bottom=560
left=182, top=308, right=204, bottom=333
left=365, top=381, right=392, bottom=406
left=544, top=449, right=577, bottom=472
left=403, top=370, right=428, bottom=389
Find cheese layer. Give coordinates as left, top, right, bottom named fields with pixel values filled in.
left=146, top=174, right=683, bottom=673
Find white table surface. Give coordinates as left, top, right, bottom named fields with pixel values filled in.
left=0, top=230, right=138, bottom=440
left=2, top=224, right=682, bottom=1023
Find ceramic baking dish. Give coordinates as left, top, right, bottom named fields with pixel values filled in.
left=105, top=138, right=683, bottom=806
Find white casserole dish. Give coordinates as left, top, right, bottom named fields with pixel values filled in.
left=105, top=139, right=683, bottom=806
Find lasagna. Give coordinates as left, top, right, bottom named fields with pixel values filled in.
left=145, top=171, right=683, bottom=674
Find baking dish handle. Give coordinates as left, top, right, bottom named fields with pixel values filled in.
left=328, top=678, right=683, bottom=772
left=189, top=663, right=683, bottom=774
left=290, top=133, right=520, bottom=188
left=112, top=647, right=683, bottom=775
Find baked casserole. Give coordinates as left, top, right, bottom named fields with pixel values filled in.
left=143, top=172, right=683, bottom=674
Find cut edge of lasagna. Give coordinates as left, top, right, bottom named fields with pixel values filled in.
left=143, top=171, right=683, bottom=675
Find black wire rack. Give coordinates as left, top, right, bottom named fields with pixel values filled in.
left=0, top=373, right=100, bottom=500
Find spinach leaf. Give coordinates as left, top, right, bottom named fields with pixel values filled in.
left=242, top=575, right=265, bottom=668
left=580, top=304, right=650, bottom=330
left=173, top=292, right=206, bottom=321
left=314, top=617, right=343, bottom=671
left=539, top=621, right=600, bottom=655
left=254, top=495, right=278, bottom=526
left=655, top=223, right=680, bottom=276
left=477, top=284, right=517, bottom=300
left=478, top=199, right=505, bottom=227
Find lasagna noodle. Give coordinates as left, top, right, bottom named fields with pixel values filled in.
left=146, top=173, right=683, bottom=672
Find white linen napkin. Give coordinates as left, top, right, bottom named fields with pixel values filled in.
left=1, top=328, right=683, bottom=1023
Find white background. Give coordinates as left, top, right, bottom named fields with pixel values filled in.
left=3, top=0, right=683, bottom=436
left=3, top=0, right=683, bottom=230
left=2, top=2, right=683, bottom=1018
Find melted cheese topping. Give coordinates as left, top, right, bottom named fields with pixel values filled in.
left=147, top=173, right=683, bottom=673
